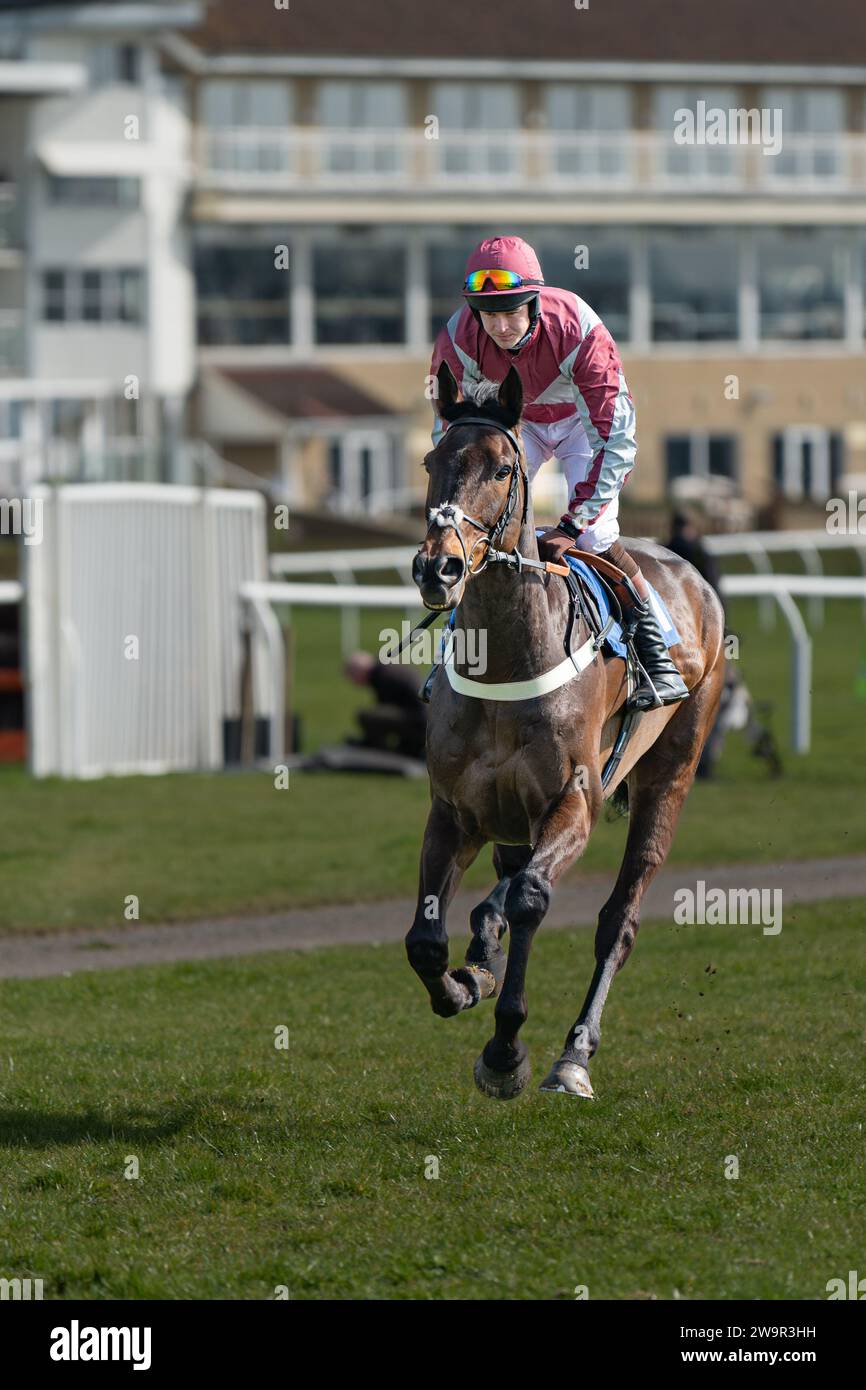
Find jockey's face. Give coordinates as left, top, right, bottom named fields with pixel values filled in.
left=479, top=304, right=531, bottom=350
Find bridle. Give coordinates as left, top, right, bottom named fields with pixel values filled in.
left=426, top=415, right=528, bottom=577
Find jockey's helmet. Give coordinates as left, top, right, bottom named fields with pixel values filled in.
left=462, top=236, right=544, bottom=315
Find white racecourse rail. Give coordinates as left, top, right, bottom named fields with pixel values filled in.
left=25, top=484, right=270, bottom=778
left=247, top=568, right=866, bottom=760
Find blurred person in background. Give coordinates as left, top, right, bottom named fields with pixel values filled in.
left=430, top=235, right=688, bottom=710
left=344, top=651, right=427, bottom=760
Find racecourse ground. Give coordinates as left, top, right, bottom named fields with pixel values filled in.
left=0, top=898, right=862, bottom=1299
left=0, top=567, right=863, bottom=1299
left=0, top=594, right=863, bottom=933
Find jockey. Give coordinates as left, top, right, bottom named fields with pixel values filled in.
left=429, top=234, right=688, bottom=709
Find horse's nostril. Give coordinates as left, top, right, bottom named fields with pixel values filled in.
left=436, top=556, right=465, bottom=585
left=411, top=553, right=427, bottom=585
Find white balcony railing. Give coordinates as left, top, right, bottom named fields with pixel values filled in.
left=196, top=127, right=866, bottom=195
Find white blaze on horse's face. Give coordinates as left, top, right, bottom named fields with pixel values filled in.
left=412, top=501, right=473, bottom=610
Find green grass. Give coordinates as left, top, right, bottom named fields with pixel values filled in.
left=0, top=897, right=862, bottom=1299
left=0, top=590, right=863, bottom=934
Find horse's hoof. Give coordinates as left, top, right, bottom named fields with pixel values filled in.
left=450, top=964, right=497, bottom=1007
left=473, top=1051, right=531, bottom=1101
left=539, top=1059, right=594, bottom=1098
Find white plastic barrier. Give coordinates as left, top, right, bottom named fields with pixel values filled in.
left=24, top=483, right=270, bottom=779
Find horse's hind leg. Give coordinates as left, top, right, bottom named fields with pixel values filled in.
left=475, top=790, right=595, bottom=1100
left=465, top=844, right=531, bottom=999
left=405, top=797, right=484, bottom=1017
left=541, top=654, right=725, bottom=1098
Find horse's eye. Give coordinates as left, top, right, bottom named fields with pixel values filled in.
left=495, top=466, right=511, bottom=481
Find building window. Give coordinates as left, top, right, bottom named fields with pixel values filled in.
left=40, top=270, right=144, bottom=324
left=47, top=176, right=139, bottom=208
left=650, top=228, right=739, bottom=341
left=428, top=229, right=631, bottom=344
left=544, top=84, right=632, bottom=180
left=431, top=83, right=519, bottom=179
left=195, top=242, right=290, bottom=346
left=761, top=87, right=845, bottom=182
left=758, top=228, right=846, bottom=340
left=201, top=81, right=293, bottom=175
left=313, top=239, right=405, bottom=345
left=427, top=232, right=488, bottom=341
left=315, top=81, right=406, bottom=178
left=653, top=86, right=740, bottom=183
left=89, top=43, right=140, bottom=86
left=666, top=434, right=737, bottom=483
left=772, top=428, right=843, bottom=501
left=535, top=232, right=631, bottom=342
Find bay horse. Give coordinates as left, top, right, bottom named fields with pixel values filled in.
left=406, top=362, right=725, bottom=1100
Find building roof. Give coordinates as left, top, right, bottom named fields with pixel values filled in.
left=189, top=0, right=866, bottom=67
left=217, top=367, right=400, bottom=422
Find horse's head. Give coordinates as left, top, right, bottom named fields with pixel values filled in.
left=413, top=362, right=528, bottom=611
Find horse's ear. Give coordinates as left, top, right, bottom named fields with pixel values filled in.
left=497, top=366, right=523, bottom=424
left=437, top=360, right=461, bottom=418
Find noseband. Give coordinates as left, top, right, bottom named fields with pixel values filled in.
left=426, top=416, right=528, bottom=575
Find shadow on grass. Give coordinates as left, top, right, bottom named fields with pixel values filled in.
left=0, top=1104, right=200, bottom=1150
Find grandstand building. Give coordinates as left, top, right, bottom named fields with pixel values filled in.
left=1, top=0, right=865, bottom=520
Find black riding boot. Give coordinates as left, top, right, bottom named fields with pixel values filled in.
left=624, top=594, right=690, bottom=710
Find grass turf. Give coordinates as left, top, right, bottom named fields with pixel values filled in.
left=0, top=591, right=863, bottom=933
left=0, top=896, right=862, bottom=1299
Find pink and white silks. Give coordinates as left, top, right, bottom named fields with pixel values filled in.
left=430, top=287, right=636, bottom=554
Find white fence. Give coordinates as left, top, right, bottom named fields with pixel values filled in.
left=270, top=529, right=866, bottom=655
left=249, top=565, right=866, bottom=760
left=25, top=483, right=271, bottom=778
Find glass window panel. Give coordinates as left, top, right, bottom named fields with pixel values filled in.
left=709, top=436, right=736, bottom=479
left=535, top=233, right=631, bottom=342
left=666, top=438, right=692, bottom=481
left=758, top=228, right=846, bottom=340
left=118, top=270, right=143, bottom=324
left=81, top=270, right=102, bottom=323
left=649, top=228, right=739, bottom=341
left=201, top=81, right=236, bottom=128
left=653, top=86, right=739, bottom=180
left=313, top=240, right=405, bottom=345
left=194, top=242, right=290, bottom=345
left=248, top=81, right=290, bottom=127
left=43, top=270, right=65, bottom=322
left=763, top=87, right=844, bottom=135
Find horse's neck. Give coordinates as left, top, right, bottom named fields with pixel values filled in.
left=454, top=518, right=572, bottom=680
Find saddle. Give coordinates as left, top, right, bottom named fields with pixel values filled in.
left=536, top=528, right=640, bottom=614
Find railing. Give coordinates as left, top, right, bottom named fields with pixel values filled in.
left=242, top=571, right=866, bottom=761
left=704, top=528, right=866, bottom=625
left=196, top=127, right=866, bottom=193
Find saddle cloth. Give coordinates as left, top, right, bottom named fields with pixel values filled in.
left=565, top=554, right=681, bottom=660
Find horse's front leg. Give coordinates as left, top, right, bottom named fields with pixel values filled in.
left=405, top=797, right=484, bottom=1018
left=475, top=785, right=595, bottom=1099
left=541, top=654, right=726, bottom=1098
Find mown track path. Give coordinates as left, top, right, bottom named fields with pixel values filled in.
left=1, top=855, right=864, bottom=980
